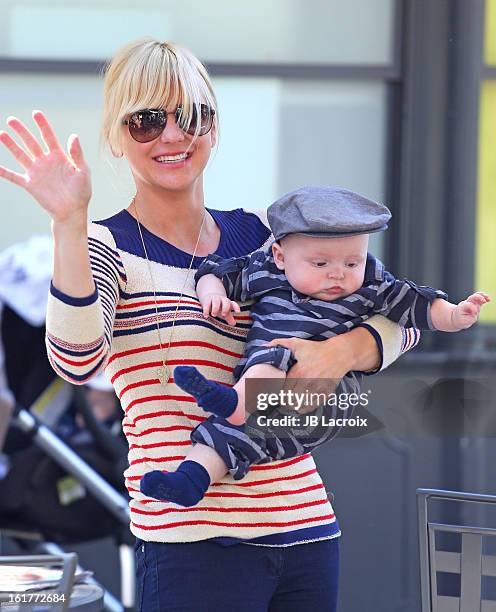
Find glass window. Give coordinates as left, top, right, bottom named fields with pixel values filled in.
left=485, top=0, right=496, bottom=65
left=476, top=80, right=496, bottom=323
left=207, top=78, right=388, bottom=257
left=2, top=0, right=395, bottom=65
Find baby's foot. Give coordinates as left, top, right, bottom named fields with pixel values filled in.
left=140, top=461, right=210, bottom=507
left=174, top=366, right=238, bottom=418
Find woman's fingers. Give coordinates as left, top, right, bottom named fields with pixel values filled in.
left=6, top=116, right=45, bottom=157
left=0, top=131, right=33, bottom=170
left=68, top=134, right=86, bottom=169
left=32, top=110, right=63, bottom=152
left=0, top=163, right=27, bottom=188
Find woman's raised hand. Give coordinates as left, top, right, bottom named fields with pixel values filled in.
left=0, top=111, right=91, bottom=223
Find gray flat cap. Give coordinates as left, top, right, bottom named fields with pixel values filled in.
left=267, top=185, right=391, bottom=241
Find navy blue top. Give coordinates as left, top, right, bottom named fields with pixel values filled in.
left=95, top=208, right=271, bottom=268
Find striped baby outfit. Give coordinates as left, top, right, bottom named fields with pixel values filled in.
left=189, top=247, right=444, bottom=479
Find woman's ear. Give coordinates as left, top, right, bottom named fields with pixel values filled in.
left=272, top=242, right=285, bottom=270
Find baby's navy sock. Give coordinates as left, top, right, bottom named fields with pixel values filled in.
left=140, top=461, right=211, bottom=507
left=174, top=366, right=238, bottom=418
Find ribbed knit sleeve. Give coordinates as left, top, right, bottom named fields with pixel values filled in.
left=360, top=315, right=421, bottom=373
left=45, top=223, right=127, bottom=384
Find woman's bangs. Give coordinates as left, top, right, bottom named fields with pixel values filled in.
left=121, top=51, right=214, bottom=118
left=104, top=40, right=218, bottom=154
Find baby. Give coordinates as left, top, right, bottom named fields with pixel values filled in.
left=140, top=186, right=490, bottom=507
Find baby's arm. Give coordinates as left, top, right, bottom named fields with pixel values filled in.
left=373, top=257, right=489, bottom=332
left=194, top=251, right=263, bottom=326
left=196, top=273, right=240, bottom=326
left=430, top=291, right=491, bottom=331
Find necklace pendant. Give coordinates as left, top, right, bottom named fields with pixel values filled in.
left=157, top=364, right=170, bottom=386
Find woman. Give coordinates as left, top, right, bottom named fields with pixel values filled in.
left=0, top=38, right=417, bottom=611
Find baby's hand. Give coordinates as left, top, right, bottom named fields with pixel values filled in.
left=451, top=292, right=491, bottom=330
left=202, top=293, right=240, bottom=326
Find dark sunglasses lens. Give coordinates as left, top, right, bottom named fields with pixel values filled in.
left=178, top=104, right=214, bottom=136
left=128, top=111, right=166, bottom=143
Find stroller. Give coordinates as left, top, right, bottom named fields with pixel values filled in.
left=0, top=236, right=135, bottom=611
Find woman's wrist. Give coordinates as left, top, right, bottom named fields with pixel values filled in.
left=51, top=209, right=88, bottom=238
left=51, top=211, right=95, bottom=298
left=325, top=326, right=381, bottom=375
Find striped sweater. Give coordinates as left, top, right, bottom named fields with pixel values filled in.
left=45, top=207, right=417, bottom=546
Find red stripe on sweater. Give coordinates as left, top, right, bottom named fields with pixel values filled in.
left=130, top=456, right=186, bottom=466
left=118, top=379, right=160, bottom=399
left=47, top=355, right=95, bottom=385
left=50, top=346, right=105, bottom=367
left=125, top=396, right=202, bottom=417
left=126, top=468, right=318, bottom=484
left=108, top=340, right=243, bottom=366
left=111, top=359, right=233, bottom=384
left=132, top=513, right=335, bottom=530
left=204, top=483, right=325, bottom=498
left=208, top=469, right=320, bottom=487
left=117, top=299, right=200, bottom=310
left=119, top=376, right=231, bottom=400
left=129, top=483, right=325, bottom=500
left=131, top=498, right=329, bottom=516
left=250, top=454, right=310, bottom=470
left=116, top=299, right=251, bottom=323
left=124, top=410, right=205, bottom=427
left=129, top=440, right=191, bottom=450
left=113, top=310, right=250, bottom=331
left=47, top=331, right=104, bottom=351
left=130, top=451, right=310, bottom=467
left=124, top=426, right=195, bottom=437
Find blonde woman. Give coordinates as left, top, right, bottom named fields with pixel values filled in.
left=0, top=38, right=418, bottom=611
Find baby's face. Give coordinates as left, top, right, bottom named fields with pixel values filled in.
left=272, top=233, right=368, bottom=301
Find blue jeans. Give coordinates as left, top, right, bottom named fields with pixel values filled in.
left=135, top=536, right=340, bottom=612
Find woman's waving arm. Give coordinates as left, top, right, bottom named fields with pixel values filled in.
left=0, top=111, right=124, bottom=383
left=0, top=111, right=94, bottom=297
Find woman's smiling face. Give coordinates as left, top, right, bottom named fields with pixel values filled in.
left=121, top=105, right=216, bottom=195
left=101, top=39, right=219, bottom=196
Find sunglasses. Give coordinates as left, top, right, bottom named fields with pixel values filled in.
left=122, top=104, right=215, bottom=143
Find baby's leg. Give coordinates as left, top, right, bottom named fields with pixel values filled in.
left=140, top=443, right=228, bottom=507
left=231, top=363, right=285, bottom=425
left=174, top=364, right=285, bottom=426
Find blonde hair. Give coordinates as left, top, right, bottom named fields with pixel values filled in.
left=101, top=38, right=218, bottom=156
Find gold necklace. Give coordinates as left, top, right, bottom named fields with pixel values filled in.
left=132, top=196, right=207, bottom=386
